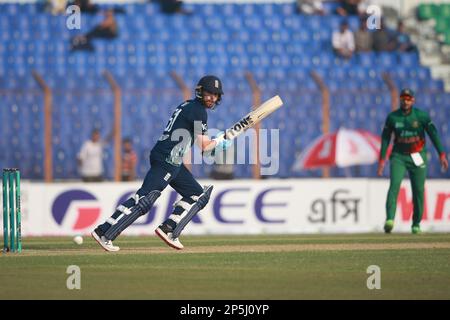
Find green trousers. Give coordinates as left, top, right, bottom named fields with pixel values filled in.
left=386, top=151, right=427, bottom=227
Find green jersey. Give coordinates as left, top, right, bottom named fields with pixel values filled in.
left=380, top=107, right=445, bottom=160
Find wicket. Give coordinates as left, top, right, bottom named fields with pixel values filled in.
left=2, top=168, right=21, bottom=253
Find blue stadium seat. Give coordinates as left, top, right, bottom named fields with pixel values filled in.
left=357, top=52, right=377, bottom=67
left=399, top=52, right=420, bottom=67
left=377, top=52, right=397, bottom=68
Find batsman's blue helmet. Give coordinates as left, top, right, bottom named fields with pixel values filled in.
left=195, top=75, right=223, bottom=105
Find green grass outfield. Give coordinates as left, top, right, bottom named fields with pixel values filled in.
left=1, top=233, right=449, bottom=300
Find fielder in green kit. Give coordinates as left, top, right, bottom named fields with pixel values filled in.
left=377, top=89, right=448, bottom=234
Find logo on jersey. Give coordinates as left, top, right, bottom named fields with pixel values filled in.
left=412, top=121, right=419, bottom=128
left=395, top=122, right=404, bottom=128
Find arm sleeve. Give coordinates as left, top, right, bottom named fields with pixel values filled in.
left=380, top=115, right=393, bottom=160
left=78, top=142, right=87, bottom=161
left=348, top=31, right=355, bottom=51
left=423, top=111, right=445, bottom=155
left=332, top=32, right=340, bottom=49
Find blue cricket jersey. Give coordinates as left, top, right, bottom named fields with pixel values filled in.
left=151, top=98, right=208, bottom=166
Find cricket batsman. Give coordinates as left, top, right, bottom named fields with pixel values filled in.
left=92, top=75, right=232, bottom=251
left=377, top=88, right=448, bottom=234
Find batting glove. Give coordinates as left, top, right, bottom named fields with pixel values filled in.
left=213, top=131, right=232, bottom=151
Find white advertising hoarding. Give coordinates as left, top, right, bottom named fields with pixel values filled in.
left=5, top=179, right=450, bottom=236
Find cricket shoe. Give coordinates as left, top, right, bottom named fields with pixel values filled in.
left=384, top=220, right=394, bottom=234
left=91, top=228, right=120, bottom=252
left=411, top=225, right=422, bottom=234
left=155, top=224, right=184, bottom=250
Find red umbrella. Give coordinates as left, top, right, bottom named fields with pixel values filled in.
left=293, top=128, right=389, bottom=170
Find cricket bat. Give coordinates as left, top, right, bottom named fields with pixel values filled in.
left=224, top=95, right=283, bottom=140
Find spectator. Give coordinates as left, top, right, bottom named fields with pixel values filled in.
left=354, top=18, right=373, bottom=52
left=72, top=0, right=99, bottom=14
left=336, top=0, right=361, bottom=16
left=77, top=129, right=111, bottom=182
left=357, top=0, right=375, bottom=19
left=393, top=21, right=417, bottom=52
left=372, top=19, right=395, bottom=52
left=121, top=138, right=138, bottom=181
left=332, top=20, right=355, bottom=59
left=46, top=0, right=68, bottom=15
left=70, top=9, right=118, bottom=52
left=156, top=0, right=192, bottom=15
left=70, top=0, right=125, bottom=14
left=296, top=0, right=325, bottom=15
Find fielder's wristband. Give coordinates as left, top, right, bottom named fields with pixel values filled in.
left=440, top=152, right=446, bottom=160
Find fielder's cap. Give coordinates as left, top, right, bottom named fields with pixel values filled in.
left=400, top=88, right=415, bottom=97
